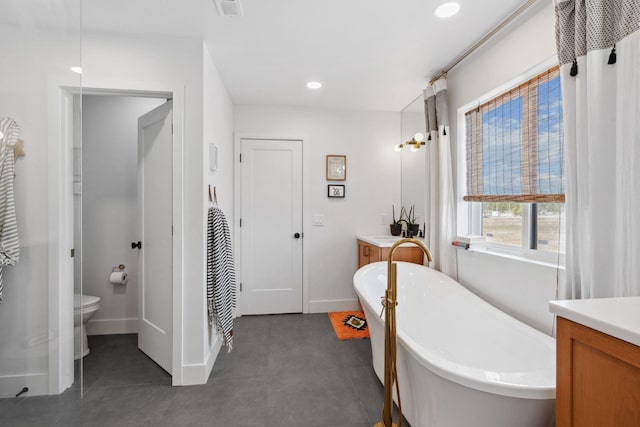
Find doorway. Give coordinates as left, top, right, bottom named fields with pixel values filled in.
left=238, top=138, right=303, bottom=315
left=72, top=92, right=174, bottom=391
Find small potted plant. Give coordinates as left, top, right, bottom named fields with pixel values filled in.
left=390, top=205, right=402, bottom=236
left=401, top=205, right=420, bottom=238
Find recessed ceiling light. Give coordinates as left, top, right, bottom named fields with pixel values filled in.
left=306, top=81, right=322, bottom=89
left=71, top=66, right=83, bottom=74
left=435, top=2, right=460, bottom=18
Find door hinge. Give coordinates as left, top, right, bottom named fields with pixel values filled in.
left=70, top=248, right=75, bottom=258
left=239, top=282, right=242, bottom=292
left=240, top=218, right=242, bottom=227
left=239, top=153, right=242, bottom=163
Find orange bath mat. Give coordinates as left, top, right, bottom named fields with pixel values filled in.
left=328, top=311, right=370, bottom=340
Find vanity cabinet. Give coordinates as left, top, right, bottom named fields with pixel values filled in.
left=357, top=239, right=424, bottom=268
left=556, top=317, right=640, bottom=426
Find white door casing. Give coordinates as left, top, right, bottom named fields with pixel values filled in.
left=240, top=139, right=303, bottom=315
left=137, top=100, right=173, bottom=374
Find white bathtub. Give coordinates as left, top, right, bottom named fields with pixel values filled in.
left=354, top=261, right=556, bottom=427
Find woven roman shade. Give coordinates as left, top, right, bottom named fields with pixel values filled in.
left=464, top=66, right=564, bottom=203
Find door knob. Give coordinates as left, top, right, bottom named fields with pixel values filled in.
left=294, top=233, right=301, bottom=239
left=131, top=241, right=142, bottom=249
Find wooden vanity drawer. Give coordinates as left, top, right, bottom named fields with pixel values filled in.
left=357, top=239, right=424, bottom=268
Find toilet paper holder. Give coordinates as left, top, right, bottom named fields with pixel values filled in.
left=110, top=265, right=128, bottom=286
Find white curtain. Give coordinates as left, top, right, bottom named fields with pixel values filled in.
left=423, top=79, right=457, bottom=278
left=555, top=0, right=640, bottom=298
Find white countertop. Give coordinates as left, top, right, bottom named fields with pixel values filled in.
left=357, top=235, right=425, bottom=248
left=549, top=296, right=640, bottom=347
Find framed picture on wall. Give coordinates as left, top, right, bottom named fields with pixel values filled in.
left=328, top=184, right=345, bottom=198
left=326, top=155, right=346, bottom=181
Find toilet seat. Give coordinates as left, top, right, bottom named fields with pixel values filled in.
left=74, top=294, right=100, bottom=310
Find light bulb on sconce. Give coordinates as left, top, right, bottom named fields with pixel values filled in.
left=394, top=133, right=426, bottom=152
left=0, top=131, right=4, bottom=140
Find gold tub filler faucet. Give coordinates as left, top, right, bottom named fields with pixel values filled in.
left=375, top=238, right=432, bottom=427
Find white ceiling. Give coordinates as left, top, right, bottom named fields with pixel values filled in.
left=7, top=0, right=535, bottom=112
left=203, top=0, right=529, bottom=111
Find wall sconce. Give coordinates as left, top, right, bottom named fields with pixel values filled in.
left=394, top=132, right=426, bottom=152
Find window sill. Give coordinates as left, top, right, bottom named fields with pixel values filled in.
left=456, top=245, right=565, bottom=270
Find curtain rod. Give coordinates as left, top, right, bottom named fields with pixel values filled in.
left=427, top=0, right=540, bottom=86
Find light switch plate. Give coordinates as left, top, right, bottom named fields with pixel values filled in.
left=209, top=143, right=218, bottom=171
left=312, top=215, right=325, bottom=226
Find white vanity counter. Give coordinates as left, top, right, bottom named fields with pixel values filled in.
left=549, top=296, right=640, bottom=346
left=356, top=235, right=424, bottom=248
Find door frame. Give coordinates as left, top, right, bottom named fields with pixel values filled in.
left=233, top=134, right=311, bottom=315
left=50, top=83, right=184, bottom=392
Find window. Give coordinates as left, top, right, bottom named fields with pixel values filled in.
left=462, top=65, right=565, bottom=256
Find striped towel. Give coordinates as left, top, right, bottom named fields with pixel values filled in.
left=207, top=206, right=236, bottom=351
left=0, top=118, right=20, bottom=302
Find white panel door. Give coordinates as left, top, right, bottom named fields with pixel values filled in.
left=137, top=100, right=172, bottom=374
left=240, top=139, right=302, bottom=314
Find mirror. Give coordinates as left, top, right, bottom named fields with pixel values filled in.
left=400, top=95, right=427, bottom=234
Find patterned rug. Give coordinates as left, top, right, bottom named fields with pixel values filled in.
left=328, top=311, right=370, bottom=340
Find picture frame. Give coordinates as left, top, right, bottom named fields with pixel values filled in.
left=328, top=184, right=345, bottom=198
left=326, top=155, right=347, bottom=181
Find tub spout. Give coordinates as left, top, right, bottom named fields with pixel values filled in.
left=376, top=238, right=432, bottom=427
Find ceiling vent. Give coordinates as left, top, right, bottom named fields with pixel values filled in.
left=214, top=0, right=243, bottom=17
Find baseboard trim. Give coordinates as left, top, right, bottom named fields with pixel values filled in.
left=86, top=318, right=138, bottom=336
left=0, top=373, right=48, bottom=398
left=180, top=364, right=206, bottom=386
left=308, top=298, right=361, bottom=313
left=205, top=334, right=223, bottom=379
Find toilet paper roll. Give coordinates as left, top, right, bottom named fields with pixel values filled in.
left=109, top=271, right=128, bottom=285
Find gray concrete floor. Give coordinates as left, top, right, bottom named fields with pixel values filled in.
left=0, top=313, right=395, bottom=427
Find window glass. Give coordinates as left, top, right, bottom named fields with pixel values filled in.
left=464, top=65, right=565, bottom=256
left=481, top=202, right=522, bottom=247
left=535, top=203, right=566, bottom=253
left=464, top=66, right=563, bottom=204
left=482, top=97, right=523, bottom=195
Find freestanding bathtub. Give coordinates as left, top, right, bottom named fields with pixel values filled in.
left=354, top=261, right=556, bottom=427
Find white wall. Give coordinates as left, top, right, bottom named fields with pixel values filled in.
left=81, top=31, right=236, bottom=384
left=446, top=2, right=561, bottom=334
left=203, top=42, right=235, bottom=369
left=82, top=31, right=204, bottom=384
left=234, top=106, right=401, bottom=312
left=80, top=95, right=164, bottom=335
left=0, top=24, right=81, bottom=397
left=0, top=25, right=233, bottom=396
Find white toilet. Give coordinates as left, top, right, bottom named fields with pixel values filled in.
left=73, top=294, right=101, bottom=359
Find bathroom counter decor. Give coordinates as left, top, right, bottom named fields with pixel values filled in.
left=550, top=297, right=640, bottom=426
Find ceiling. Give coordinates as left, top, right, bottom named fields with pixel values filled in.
left=6, top=0, right=537, bottom=112
left=202, top=0, right=530, bottom=111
